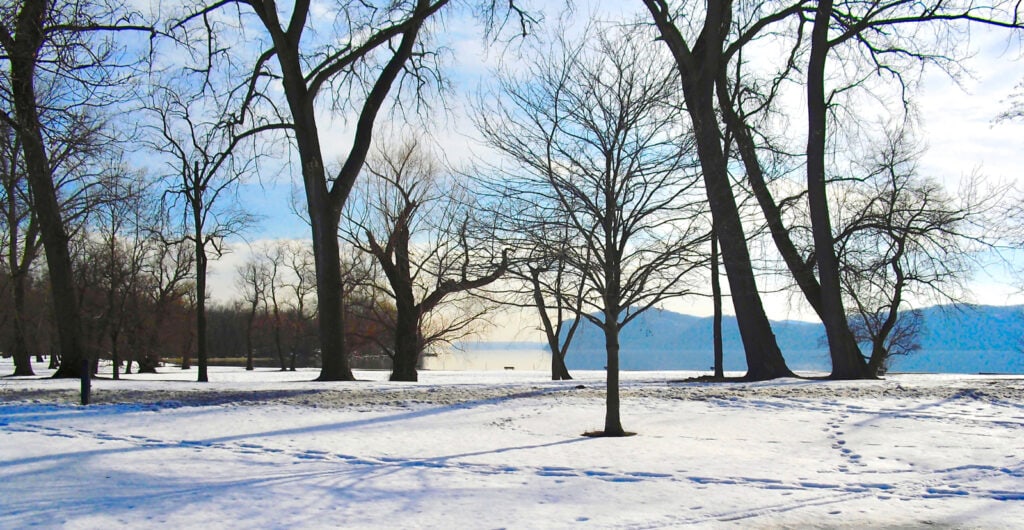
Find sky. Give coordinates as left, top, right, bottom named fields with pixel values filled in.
left=203, top=3, right=1024, bottom=340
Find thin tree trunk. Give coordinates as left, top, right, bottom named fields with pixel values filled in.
left=195, top=240, right=208, bottom=382
left=111, top=331, right=120, bottom=380
left=867, top=260, right=906, bottom=376
left=180, top=329, right=192, bottom=371
left=244, top=309, right=255, bottom=371
left=272, top=303, right=286, bottom=371
left=10, top=269, right=34, bottom=376
left=5, top=185, right=35, bottom=376
left=711, top=231, right=724, bottom=379
left=531, top=269, right=573, bottom=381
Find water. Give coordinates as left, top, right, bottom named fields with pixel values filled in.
left=422, top=348, right=551, bottom=371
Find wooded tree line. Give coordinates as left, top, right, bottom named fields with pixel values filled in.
left=2, top=1, right=1023, bottom=435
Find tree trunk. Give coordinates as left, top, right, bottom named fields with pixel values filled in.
left=867, top=266, right=905, bottom=377
left=532, top=270, right=573, bottom=381
left=544, top=320, right=573, bottom=381
left=10, top=269, right=34, bottom=376
left=273, top=310, right=286, bottom=371
left=390, top=297, right=420, bottom=382
left=807, top=0, right=871, bottom=380
left=244, top=311, right=255, bottom=371
left=195, top=241, right=209, bottom=382
left=602, top=320, right=625, bottom=436
left=717, top=76, right=824, bottom=318
left=269, top=26, right=356, bottom=382
left=711, top=232, right=724, bottom=379
left=111, top=331, right=120, bottom=380
left=867, top=342, right=887, bottom=377
left=10, top=1, right=85, bottom=379
left=262, top=1, right=438, bottom=382
left=180, top=349, right=191, bottom=370
left=551, top=348, right=572, bottom=381
left=309, top=186, right=354, bottom=382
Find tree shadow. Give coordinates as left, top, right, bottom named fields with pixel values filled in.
left=2, top=423, right=590, bottom=528
left=1, top=386, right=575, bottom=468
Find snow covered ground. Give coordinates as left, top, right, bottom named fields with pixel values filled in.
left=2, top=359, right=1023, bottom=529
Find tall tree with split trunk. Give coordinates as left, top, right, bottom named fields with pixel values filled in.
left=0, top=0, right=151, bottom=377
left=641, top=0, right=793, bottom=380
left=172, top=0, right=531, bottom=381
left=805, top=0, right=871, bottom=378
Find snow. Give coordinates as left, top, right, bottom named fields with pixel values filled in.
left=2, top=359, right=1023, bottom=529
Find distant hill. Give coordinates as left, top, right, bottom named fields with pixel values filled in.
left=558, top=305, right=1024, bottom=374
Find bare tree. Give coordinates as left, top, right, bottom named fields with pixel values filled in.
left=798, top=0, right=1023, bottom=378
left=90, top=171, right=151, bottom=380
left=282, top=240, right=317, bottom=371
left=0, top=0, right=153, bottom=378
left=475, top=199, right=588, bottom=381
left=1, top=98, right=129, bottom=376
left=259, top=242, right=291, bottom=371
left=144, top=82, right=261, bottom=382
left=344, top=137, right=507, bottom=381
left=236, top=253, right=269, bottom=371
left=0, top=117, right=39, bottom=375
left=168, top=0, right=447, bottom=381
left=833, top=127, right=1000, bottom=375
left=476, top=25, right=708, bottom=436
left=137, top=205, right=194, bottom=372
left=643, top=0, right=1022, bottom=380
left=517, top=235, right=587, bottom=381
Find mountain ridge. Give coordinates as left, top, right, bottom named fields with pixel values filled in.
left=552, top=304, right=1024, bottom=374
